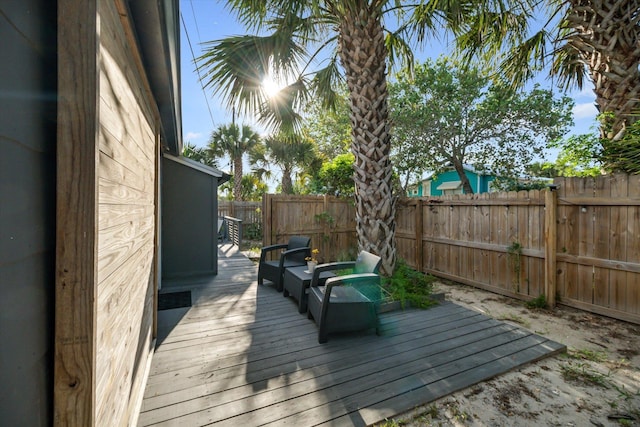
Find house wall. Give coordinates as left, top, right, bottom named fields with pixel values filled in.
left=0, top=1, right=57, bottom=425
left=430, top=169, right=475, bottom=196
left=161, top=156, right=219, bottom=279
left=481, top=175, right=496, bottom=193
left=56, top=0, right=159, bottom=425
left=429, top=170, right=496, bottom=196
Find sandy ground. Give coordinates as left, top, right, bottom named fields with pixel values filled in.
left=381, top=281, right=640, bottom=427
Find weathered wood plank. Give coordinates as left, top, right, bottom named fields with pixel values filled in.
left=138, top=248, right=566, bottom=427
left=56, top=0, right=99, bottom=423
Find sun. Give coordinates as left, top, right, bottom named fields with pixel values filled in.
left=262, top=77, right=281, bottom=98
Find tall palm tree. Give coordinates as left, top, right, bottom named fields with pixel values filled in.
left=208, top=123, right=261, bottom=201
left=197, top=0, right=523, bottom=274
left=457, top=0, right=640, bottom=145
left=252, top=132, right=318, bottom=194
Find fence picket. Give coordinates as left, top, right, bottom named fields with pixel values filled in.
left=240, top=174, right=639, bottom=324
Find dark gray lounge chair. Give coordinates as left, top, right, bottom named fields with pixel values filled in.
left=257, top=236, right=311, bottom=292
left=307, top=251, right=382, bottom=343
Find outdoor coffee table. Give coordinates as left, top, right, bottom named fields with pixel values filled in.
left=283, top=265, right=335, bottom=313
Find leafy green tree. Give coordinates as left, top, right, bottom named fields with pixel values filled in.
left=208, top=123, right=261, bottom=201
left=251, top=132, right=319, bottom=194
left=389, top=58, right=574, bottom=194
left=527, top=159, right=600, bottom=178
left=197, top=0, right=524, bottom=274
left=547, top=111, right=640, bottom=175
left=302, top=89, right=351, bottom=159
left=314, top=153, right=356, bottom=197
left=219, top=174, right=269, bottom=201
left=182, top=142, right=217, bottom=168
left=240, top=175, right=269, bottom=201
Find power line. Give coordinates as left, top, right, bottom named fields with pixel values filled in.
left=189, top=0, right=203, bottom=42
left=180, top=7, right=216, bottom=134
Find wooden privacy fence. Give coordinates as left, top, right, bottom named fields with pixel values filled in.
left=218, top=201, right=261, bottom=223
left=261, top=175, right=640, bottom=324
left=397, top=174, right=640, bottom=325
left=262, top=194, right=358, bottom=263
left=218, top=201, right=261, bottom=239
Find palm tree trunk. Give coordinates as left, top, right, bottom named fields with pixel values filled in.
left=233, top=156, right=243, bottom=201
left=565, top=0, right=640, bottom=141
left=281, top=165, right=293, bottom=194
left=339, top=9, right=396, bottom=275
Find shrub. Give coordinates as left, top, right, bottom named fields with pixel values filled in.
left=383, top=259, right=437, bottom=308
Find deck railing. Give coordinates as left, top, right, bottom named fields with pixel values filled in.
left=222, top=216, right=242, bottom=247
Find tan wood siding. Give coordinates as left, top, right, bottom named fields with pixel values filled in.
left=56, top=0, right=159, bottom=425
left=96, top=1, right=157, bottom=425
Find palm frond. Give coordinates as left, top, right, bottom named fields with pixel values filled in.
left=498, top=29, right=550, bottom=89
left=198, top=31, right=308, bottom=118
left=223, top=0, right=311, bottom=30
left=385, top=32, right=415, bottom=73
left=259, top=78, right=309, bottom=133
left=551, top=43, right=588, bottom=91
left=455, top=9, right=531, bottom=62
left=310, top=59, right=344, bottom=110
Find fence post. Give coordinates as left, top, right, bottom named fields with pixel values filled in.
left=323, top=194, right=330, bottom=259
left=263, top=194, right=272, bottom=247
left=544, top=188, right=557, bottom=308
left=415, top=200, right=424, bottom=273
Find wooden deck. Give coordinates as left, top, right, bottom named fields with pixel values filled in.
left=139, top=245, right=566, bottom=426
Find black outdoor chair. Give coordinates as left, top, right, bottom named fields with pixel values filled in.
left=257, top=236, right=311, bottom=292
left=307, top=251, right=382, bottom=343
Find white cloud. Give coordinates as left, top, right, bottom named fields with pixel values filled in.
left=573, top=102, right=598, bottom=119
left=571, top=86, right=596, bottom=100
left=184, top=132, right=203, bottom=142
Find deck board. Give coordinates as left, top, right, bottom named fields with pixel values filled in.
left=139, top=244, right=565, bottom=426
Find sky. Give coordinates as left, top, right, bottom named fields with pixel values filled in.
left=178, top=0, right=599, bottom=169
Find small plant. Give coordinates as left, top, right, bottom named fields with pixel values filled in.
left=244, top=222, right=262, bottom=240
left=526, top=294, right=548, bottom=309
left=568, top=348, right=608, bottom=363
left=506, top=241, right=523, bottom=290
left=305, top=248, right=320, bottom=263
left=382, top=259, right=437, bottom=308
left=560, top=362, right=610, bottom=388
left=336, top=246, right=358, bottom=262
left=314, top=211, right=335, bottom=226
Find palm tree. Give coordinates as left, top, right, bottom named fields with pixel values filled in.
left=197, top=0, right=522, bottom=274
left=457, top=0, right=640, bottom=146
left=208, top=123, right=261, bottom=201
left=182, top=141, right=218, bottom=168
left=252, top=132, right=318, bottom=194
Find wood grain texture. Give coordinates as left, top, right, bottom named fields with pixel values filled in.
left=261, top=177, right=640, bottom=329
left=94, top=0, right=159, bottom=425
left=55, top=0, right=99, bottom=424
left=138, top=246, right=565, bottom=426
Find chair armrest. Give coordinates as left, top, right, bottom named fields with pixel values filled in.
left=321, top=273, right=380, bottom=319
left=259, top=243, right=289, bottom=263
left=324, top=273, right=379, bottom=293
left=310, top=261, right=356, bottom=287
left=279, top=246, right=311, bottom=267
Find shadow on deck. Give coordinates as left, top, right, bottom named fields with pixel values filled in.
left=139, top=244, right=565, bottom=426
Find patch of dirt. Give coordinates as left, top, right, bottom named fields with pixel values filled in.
left=382, top=282, right=640, bottom=427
